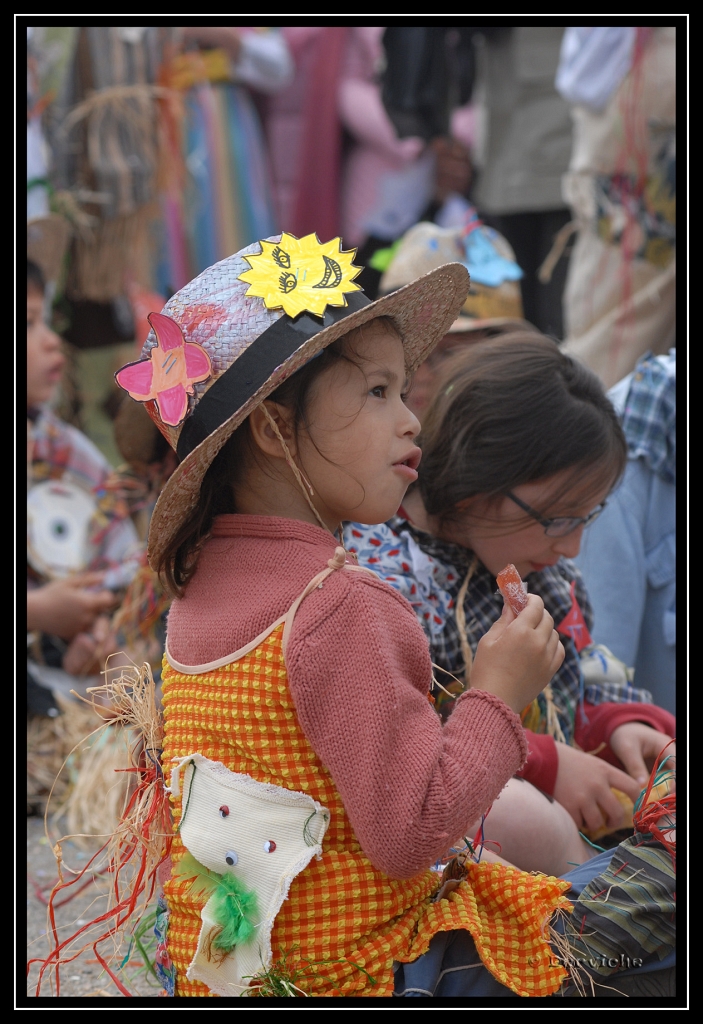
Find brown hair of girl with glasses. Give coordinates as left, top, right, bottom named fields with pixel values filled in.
left=344, top=332, right=675, bottom=876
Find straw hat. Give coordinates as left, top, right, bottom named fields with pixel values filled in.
left=380, top=221, right=537, bottom=336
left=114, top=234, right=470, bottom=569
left=27, top=214, right=72, bottom=288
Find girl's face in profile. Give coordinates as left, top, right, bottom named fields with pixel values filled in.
left=296, top=320, right=422, bottom=528
left=444, top=469, right=612, bottom=579
left=27, top=284, right=65, bottom=408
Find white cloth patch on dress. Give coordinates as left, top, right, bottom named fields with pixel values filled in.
left=171, top=754, right=330, bottom=996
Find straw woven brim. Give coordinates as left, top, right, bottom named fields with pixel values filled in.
left=147, top=261, right=469, bottom=569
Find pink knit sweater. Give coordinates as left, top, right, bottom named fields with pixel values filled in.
left=166, top=514, right=527, bottom=878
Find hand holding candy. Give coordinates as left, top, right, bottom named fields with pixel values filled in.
left=496, top=563, right=528, bottom=615
left=471, top=592, right=565, bottom=714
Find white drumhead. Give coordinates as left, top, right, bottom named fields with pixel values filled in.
left=27, top=479, right=98, bottom=579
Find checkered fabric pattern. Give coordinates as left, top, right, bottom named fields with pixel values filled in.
left=619, top=351, right=676, bottom=486
left=161, top=624, right=571, bottom=997
left=402, top=862, right=572, bottom=997
left=344, top=517, right=654, bottom=737
left=29, top=406, right=112, bottom=493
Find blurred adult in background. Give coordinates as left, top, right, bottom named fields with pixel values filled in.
left=339, top=26, right=476, bottom=298
left=45, top=26, right=177, bottom=313
left=31, top=26, right=293, bottom=467
left=574, top=350, right=676, bottom=714
left=168, top=26, right=293, bottom=279
left=555, top=27, right=676, bottom=388
left=260, top=27, right=349, bottom=245
left=471, top=26, right=574, bottom=340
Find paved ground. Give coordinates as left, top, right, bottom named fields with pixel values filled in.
left=25, top=814, right=161, bottom=1000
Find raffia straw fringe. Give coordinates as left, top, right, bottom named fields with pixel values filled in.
left=430, top=664, right=462, bottom=699
left=77, top=655, right=170, bottom=883
left=544, top=683, right=567, bottom=745
left=548, top=907, right=596, bottom=997
left=30, top=657, right=171, bottom=995
left=27, top=692, right=103, bottom=820
left=455, top=555, right=478, bottom=684
left=60, top=725, right=136, bottom=847
left=547, top=907, right=640, bottom=998
left=59, top=82, right=182, bottom=301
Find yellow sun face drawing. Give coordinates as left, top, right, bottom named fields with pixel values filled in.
left=239, top=233, right=362, bottom=318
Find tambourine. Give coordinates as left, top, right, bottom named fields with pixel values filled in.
left=27, top=478, right=99, bottom=580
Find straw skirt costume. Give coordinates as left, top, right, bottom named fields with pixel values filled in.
left=159, top=515, right=571, bottom=997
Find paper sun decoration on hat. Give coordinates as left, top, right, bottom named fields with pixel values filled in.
left=239, top=232, right=361, bottom=319
left=115, top=233, right=361, bottom=429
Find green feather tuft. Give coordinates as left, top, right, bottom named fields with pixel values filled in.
left=173, top=851, right=259, bottom=952
left=211, top=873, right=259, bottom=951
left=173, top=851, right=219, bottom=902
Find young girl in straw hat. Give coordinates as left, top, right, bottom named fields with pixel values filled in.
left=112, top=233, right=576, bottom=999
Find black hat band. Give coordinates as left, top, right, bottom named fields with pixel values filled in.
left=176, top=291, right=371, bottom=462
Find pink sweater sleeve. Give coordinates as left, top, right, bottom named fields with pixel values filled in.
left=286, top=571, right=527, bottom=879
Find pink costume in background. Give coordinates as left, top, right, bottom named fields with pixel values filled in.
left=261, top=27, right=349, bottom=242
left=339, top=27, right=476, bottom=249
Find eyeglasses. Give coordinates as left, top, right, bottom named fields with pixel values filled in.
left=505, top=492, right=607, bottom=537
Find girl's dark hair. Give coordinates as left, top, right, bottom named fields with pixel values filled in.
left=159, top=316, right=399, bottom=596
left=28, top=259, right=46, bottom=294
left=417, top=332, right=627, bottom=528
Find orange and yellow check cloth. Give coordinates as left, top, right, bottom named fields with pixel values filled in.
left=407, top=862, right=572, bottom=997
left=161, top=624, right=572, bottom=997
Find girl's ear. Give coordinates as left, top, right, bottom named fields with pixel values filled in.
left=455, top=495, right=481, bottom=514
left=249, top=401, right=297, bottom=460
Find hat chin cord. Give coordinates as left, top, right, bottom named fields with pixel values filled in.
left=261, top=404, right=337, bottom=538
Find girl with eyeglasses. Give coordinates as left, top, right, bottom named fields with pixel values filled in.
left=344, top=332, right=675, bottom=876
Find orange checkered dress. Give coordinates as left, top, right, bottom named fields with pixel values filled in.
left=161, top=622, right=571, bottom=998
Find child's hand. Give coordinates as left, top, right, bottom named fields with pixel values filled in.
left=609, top=723, right=676, bottom=790
left=553, top=743, right=642, bottom=833
left=470, top=594, right=565, bottom=714
left=27, top=573, right=118, bottom=640
left=62, top=614, right=114, bottom=677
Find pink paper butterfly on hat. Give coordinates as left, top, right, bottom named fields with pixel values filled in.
left=115, top=312, right=212, bottom=427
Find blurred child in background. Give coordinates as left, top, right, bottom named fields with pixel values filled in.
left=27, top=258, right=141, bottom=713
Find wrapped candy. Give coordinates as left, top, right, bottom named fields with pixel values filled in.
left=496, top=563, right=528, bottom=615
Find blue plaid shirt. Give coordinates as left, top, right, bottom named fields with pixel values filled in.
left=574, top=349, right=676, bottom=712
left=344, top=516, right=654, bottom=741
left=614, top=349, right=676, bottom=484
